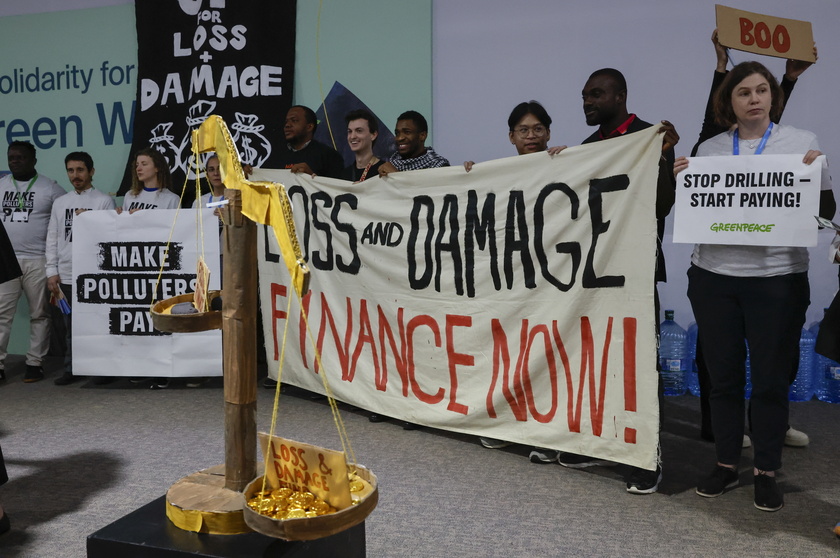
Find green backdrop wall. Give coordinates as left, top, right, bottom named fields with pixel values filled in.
left=1, top=1, right=432, bottom=356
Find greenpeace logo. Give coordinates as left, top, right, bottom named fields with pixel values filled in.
left=709, top=223, right=775, bottom=233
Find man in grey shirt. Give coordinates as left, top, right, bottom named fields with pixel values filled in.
left=0, top=141, right=66, bottom=382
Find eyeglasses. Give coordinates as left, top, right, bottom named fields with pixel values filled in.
left=513, top=125, right=547, bottom=138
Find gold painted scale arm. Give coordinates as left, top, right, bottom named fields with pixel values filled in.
left=194, top=115, right=310, bottom=297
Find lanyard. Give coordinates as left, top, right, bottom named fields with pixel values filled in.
left=208, top=194, right=224, bottom=205
left=12, top=174, right=38, bottom=211
left=358, top=159, right=374, bottom=182
left=733, top=122, right=773, bottom=155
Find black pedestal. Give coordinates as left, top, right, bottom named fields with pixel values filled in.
left=87, top=496, right=366, bottom=558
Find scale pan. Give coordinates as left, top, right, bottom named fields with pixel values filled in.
left=150, top=290, right=223, bottom=333
left=242, top=466, right=379, bottom=541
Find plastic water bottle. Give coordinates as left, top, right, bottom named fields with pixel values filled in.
left=789, top=329, right=815, bottom=401
left=744, top=342, right=752, bottom=399
left=809, top=310, right=840, bottom=403
left=813, top=318, right=840, bottom=402
left=809, top=319, right=820, bottom=394
left=816, top=354, right=840, bottom=403
left=659, top=310, right=687, bottom=396
left=686, top=322, right=700, bottom=396
left=810, top=310, right=828, bottom=400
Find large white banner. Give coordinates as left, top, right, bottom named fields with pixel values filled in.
left=256, top=127, right=663, bottom=469
left=72, top=209, right=222, bottom=377
left=673, top=154, right=823, bottom=246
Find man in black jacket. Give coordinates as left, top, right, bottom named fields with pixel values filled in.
left=276, top=105, right=345, bottom=179
left=556, top=68, right=679, bottom=495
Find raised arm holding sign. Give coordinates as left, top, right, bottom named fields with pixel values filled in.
left=715, top=4, right=816, bottom=63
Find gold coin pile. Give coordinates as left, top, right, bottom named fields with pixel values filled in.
left=247, top=473, right=374, bottom=520
left=247, top=487, right=337, bottom=520
left=348, top=473, right=373, bottom=505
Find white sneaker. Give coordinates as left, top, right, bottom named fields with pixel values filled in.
left=479, top=437, right=512, bottom=449
left=784, top=426, right=809, bottom=447
left=529, top=448, right=560, bottom=464
left=742, top=435, right=751, bottom=448
left=186, top=377, right=210, bottom=388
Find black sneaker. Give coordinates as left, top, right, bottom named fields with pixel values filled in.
left=558, top=452, right=615, bottom=469
left=696, top=465, right=739, bottom=498
left=23, top=365, right=44, bottom=383
left=754, top=473, right=783, bottom=512
left=626, top=465, right=662, bottom=495
left=262, top=378, right=278, bottom=389
left=54, top=372, right=76, bottom=386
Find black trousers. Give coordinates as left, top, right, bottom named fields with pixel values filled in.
left=687, top=266, right=808, bottom=471
left=60, top=284, right=73, bottom=375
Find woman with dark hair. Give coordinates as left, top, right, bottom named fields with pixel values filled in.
left=119, top=148, right=180, bottom=213
left=193, top=154, right=225, bottom=210
left=691, top=30, right=816, bottom=450
left=675, top=61, right=835, bottom=512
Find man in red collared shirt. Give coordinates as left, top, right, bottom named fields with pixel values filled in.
left=556, top=68, right=679, bottom=495
left=581, top=68, right=678, bottom=264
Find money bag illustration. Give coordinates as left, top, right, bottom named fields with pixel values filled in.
left=149, top=122, right=180, bottom=173
left=177, top=100, right=217, bottom=179
left=231, top=112, right=271, bottom=167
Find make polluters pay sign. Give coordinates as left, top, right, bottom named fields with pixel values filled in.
left=673, top=154, right=823, bottom=247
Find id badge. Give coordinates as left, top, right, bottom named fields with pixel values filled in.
left=12, top=211, right=28, bottom=222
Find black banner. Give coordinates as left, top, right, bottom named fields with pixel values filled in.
left=120, top=0, right=297, bottom=205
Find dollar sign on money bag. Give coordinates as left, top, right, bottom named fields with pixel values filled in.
left=149, top=122, right=180, bottom=173
left=178, top=100, right=217, bottom=180
left=231, top=112, right=272, bottom=167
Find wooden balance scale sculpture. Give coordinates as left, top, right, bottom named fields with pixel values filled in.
left=150, top=115, right=377, bottom=540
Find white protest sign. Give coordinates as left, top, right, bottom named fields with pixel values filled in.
left=72, top=209, right=222, bottom=377
left=254, top=126, right=664, bottom=470
left=674, top=154, right=822, bottom=247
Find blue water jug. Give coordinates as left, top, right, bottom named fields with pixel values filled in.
left=809, top=311, right=840, bottom=403
left=659, top=310, right=687, bottom=396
